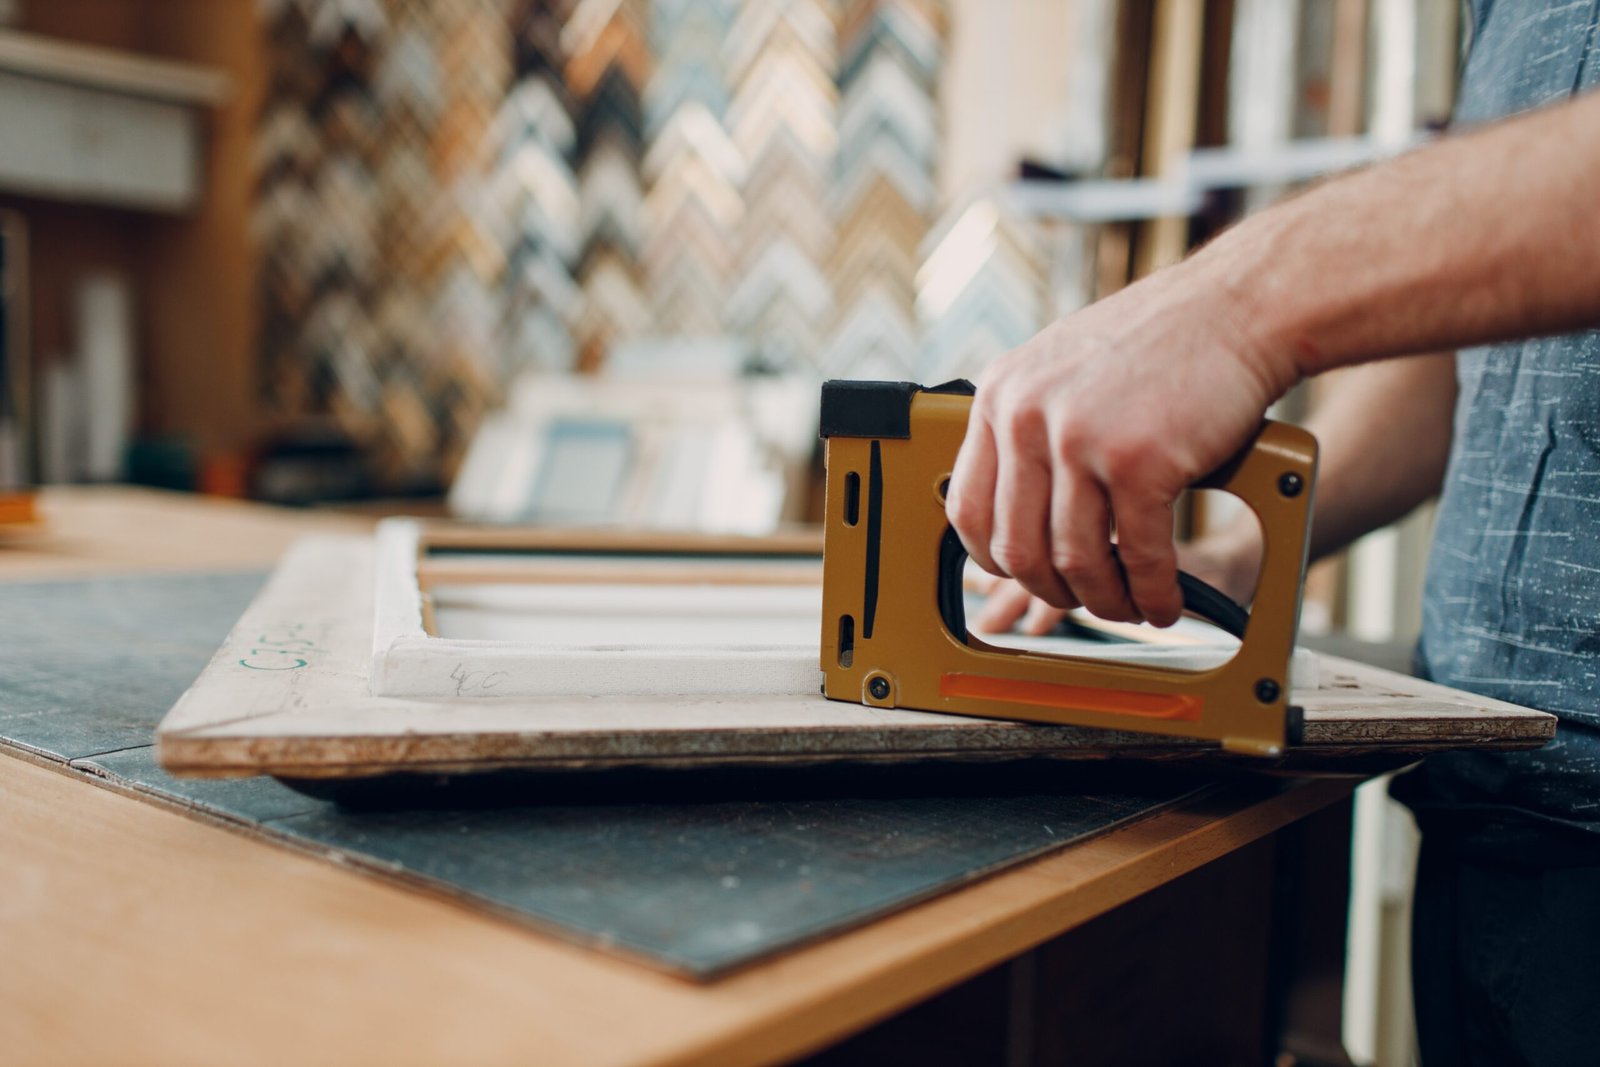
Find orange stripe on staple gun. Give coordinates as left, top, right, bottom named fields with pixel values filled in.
left=939, top=674, right=1204, bottom=722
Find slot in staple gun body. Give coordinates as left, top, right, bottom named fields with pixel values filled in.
left=817, top=380, right=1318, bottom=757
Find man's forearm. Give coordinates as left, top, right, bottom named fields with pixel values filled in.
left=1202, top=353, right=1456, bottom=595
left=1186, top=90, right=1600, bottom=388
left=1300, top=352, right=1456, bottom=559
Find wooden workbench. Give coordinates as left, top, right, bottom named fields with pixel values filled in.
left=1, top=488, right=1363, bottom=1067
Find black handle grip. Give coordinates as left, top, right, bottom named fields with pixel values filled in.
left=938, top=529, right=1250, bottom=642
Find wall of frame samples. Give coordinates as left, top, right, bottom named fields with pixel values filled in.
left=0, top=2, right=1471, bottom=1059
left=254, top=0, right=1074, bottom=488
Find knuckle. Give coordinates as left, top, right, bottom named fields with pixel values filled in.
left=996, top=404, right=1047, bottom=450
left=1101, top=438, right=1158, bottom=485
left=1052, top=552, right=1103, bottom=586
left=991, top=540, right=1042, bottom=580
left=1115, top=542, right=1170, bottom=574
left=1052, top=418, right=1093, bottom=457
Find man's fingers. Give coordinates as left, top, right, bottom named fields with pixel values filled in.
left=1110, top=491, right=1183, bottom=627
left=972, top=580, right=1033, bottom=633
left=1049, top=465, right=1139, bottom=621
left=1020, top=598, right=1073, bottom=636
left=992, top=438, right=1075, bottom=607
left=973, top=579, right=1077, bottom=636
left=946, top=416, right=1000, bottom=575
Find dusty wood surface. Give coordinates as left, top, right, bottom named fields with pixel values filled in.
left=0, top=751, right=1354, bottom=1067
left=159, top=534, right=1554, bottom=780
left=0, top=486, right=365, bottom=580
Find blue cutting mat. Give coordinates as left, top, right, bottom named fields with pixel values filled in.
left=0, top=571, right=1202, bottom=977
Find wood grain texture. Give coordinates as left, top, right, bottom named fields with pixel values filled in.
left=0, top=752, right=1355, bottom=1067
left=158, top=534, right=1555, bottom=780
left=0, top=486, right=364, bottom=580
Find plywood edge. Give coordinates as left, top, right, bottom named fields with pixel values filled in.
left=1304, top=654, right=1556, bottom=734
left=154, top=735, right=1222, bottom=780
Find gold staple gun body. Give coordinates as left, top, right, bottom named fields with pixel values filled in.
left=817, top=380, right=1319, bottom=757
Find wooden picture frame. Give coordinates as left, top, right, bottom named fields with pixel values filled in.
left=371, top=518, right=827, bottom=699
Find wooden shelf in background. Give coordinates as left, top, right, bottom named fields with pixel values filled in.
left=0, top=29, right=230, bottom=105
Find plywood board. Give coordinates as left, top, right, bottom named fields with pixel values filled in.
left=156, top=535, right=1555, bottom=780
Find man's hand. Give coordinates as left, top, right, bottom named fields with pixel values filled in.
left=971, top=526, right=1266, bottom=636
left=964, top=350, right=1460, bottom=638
left=944, top=90, right=1600, bottom=629
left=944, top=263, right=1293, bottom=627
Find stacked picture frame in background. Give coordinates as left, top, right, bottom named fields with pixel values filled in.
left=0, top=209, right=35, bottom=532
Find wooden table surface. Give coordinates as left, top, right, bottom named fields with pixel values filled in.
left=0, top=488, right=1357, bottom=1067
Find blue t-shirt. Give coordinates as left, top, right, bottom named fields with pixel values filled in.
left=1406, top=0, right=1600, bottom=833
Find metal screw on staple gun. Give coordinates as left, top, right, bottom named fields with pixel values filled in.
left=869, top=677, right=891, bottom=700
left=1254, top=678, right=1281, bottom=703
left=1277, top=472, right=1304, bottom=498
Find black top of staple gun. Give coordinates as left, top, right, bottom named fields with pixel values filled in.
left=819, top=379, right=976, bottom=440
